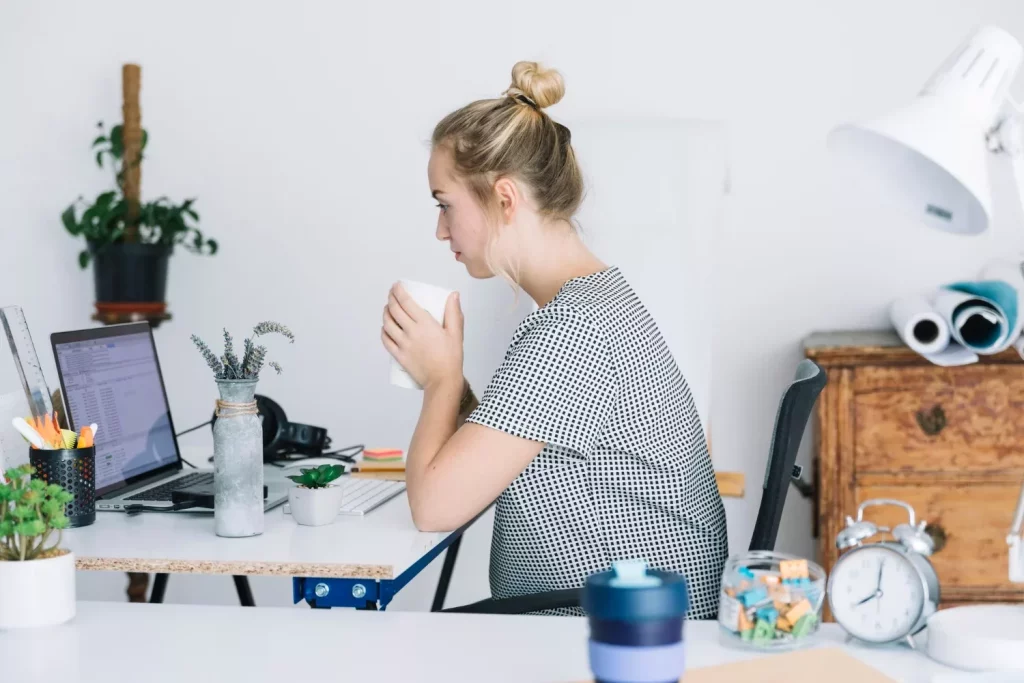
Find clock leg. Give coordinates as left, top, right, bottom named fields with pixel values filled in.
left=904, top=634, right=916, bottom=650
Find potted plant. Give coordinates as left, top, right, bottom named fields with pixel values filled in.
left=60, top=65, right=217, bottom=326
left=61, top=121, right=218, bottom=313
left=191, top=322, right=293, bottom=538
left=286, top=464, right=345, bottom=526
left=0, top=465, right=76, bottom=629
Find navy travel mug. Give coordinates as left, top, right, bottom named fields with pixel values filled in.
left=582, top=560, right=689, bottom=683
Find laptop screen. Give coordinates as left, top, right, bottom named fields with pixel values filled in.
left=53, top=329, right=180, bottom=495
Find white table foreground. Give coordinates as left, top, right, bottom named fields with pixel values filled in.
left=4, top=602, right=961, bottom=683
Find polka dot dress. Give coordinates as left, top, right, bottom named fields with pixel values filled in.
left=466, top=266, right=729, bottom=618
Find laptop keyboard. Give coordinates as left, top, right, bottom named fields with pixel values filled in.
left=124, top=472, right=214, bottom=502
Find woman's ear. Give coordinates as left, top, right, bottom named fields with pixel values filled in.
left=493, top=177, right=519, bottom=224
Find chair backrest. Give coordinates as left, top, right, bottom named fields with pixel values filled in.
left=748, top=359, right=828, bottom=552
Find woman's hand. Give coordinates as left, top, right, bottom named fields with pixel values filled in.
left=381, top=283, right=464, bottom=391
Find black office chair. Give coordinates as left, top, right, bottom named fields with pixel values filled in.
left=436, top=359, right=828, bottom=615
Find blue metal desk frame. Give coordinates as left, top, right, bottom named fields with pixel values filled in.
left=292, top=525, right=468, bottom=610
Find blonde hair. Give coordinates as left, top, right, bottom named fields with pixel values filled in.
left=432, top=61, right=584, bottom=288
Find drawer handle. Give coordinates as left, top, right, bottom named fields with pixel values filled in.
left=915, top=405, right=947, bottom=436
left=924, top=522, right=947, bottom=554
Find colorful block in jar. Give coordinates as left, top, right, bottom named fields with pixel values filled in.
left=738, top=608, right=753, bottom=632
left=792, top=613, right=817, bottom=638
left=779, top=559, right=809, bottom=580
left=718, top=593, right=742, bottom=632
left=739, top=586, right=769, bottom=607
left=755, top=605, right=778, bottom=628
left=753, top=619, right=774, bottom=642
left=785, top=598, right=812, bottom=625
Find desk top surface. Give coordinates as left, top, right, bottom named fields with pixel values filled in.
left=4, top=602, right=960, bottom=683
left=65, top=448, right=450, bottom=580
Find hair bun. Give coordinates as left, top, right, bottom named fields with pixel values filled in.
left=509, top=61, right=565, bottom=109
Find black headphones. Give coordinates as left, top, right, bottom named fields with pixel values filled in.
left=210, top=394, right=330, bottom=462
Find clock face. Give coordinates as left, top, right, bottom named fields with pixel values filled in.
left=829, top=544, right=924, bottom=643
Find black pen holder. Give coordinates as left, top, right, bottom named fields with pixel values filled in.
left=29, top=446, right=96, bottom=528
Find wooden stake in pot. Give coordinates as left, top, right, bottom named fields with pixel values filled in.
left=121, top=63, right=142, bottom=241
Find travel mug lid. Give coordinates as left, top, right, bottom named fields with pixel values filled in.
left=582, top=560, right=689, bottom=621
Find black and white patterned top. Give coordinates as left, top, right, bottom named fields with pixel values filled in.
left=466, top=266, right=729, bottom=618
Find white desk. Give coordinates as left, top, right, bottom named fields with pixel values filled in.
left=4, top=602, right=960, bottom=683
left=65, top=452, right=466, bottom=607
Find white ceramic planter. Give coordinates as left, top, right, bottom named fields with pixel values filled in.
left=288, top=485, right=343, bottom=526
left=0, top=550, right=76, bottom=629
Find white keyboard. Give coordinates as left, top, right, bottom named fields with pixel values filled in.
left=283, top=478, right=407, bottom=517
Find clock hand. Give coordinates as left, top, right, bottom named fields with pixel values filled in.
left=876, top=559, right=885, bottom=593
left=853, top=591, right=878, bottom=607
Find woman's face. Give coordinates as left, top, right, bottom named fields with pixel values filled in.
left=428, top=147, right=495, bottom=279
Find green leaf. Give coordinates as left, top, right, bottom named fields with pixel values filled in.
left=49, top=514, right=69, bottom=530
left=110, top=125, right=124, bottom=158
left=95, top=150, right=104, bottom=169
left=61, top=205, right=79, bottom=235
left=45, top=484, right=64, bottom=497
left=96, top=190, right=116, bottom=207
left=0, top=520, right=13, bottom=537
left=79, top=250, right=91, bottom=269
left=41, top=499, right=63, bottom=517
left=14, top=520, right=45, bottom=537
left=207, top=239, right=218, bottom=255
left=28, top=479, right=45, bottom=492
left=91, top=135, right=107, bottom=147
left=11, top=505, right=33, bottom=520
left=141, top=129, right=148, bottom=149
left=56, top=491, right=74, bottom=505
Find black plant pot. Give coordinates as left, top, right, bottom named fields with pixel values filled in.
left=90, top=242, right=171, bottom=303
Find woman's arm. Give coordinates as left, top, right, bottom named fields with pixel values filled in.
left=381, top=284, right=544, bottom=532
left=404, top=377, right=543, bottom=532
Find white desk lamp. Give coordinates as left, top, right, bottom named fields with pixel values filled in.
left=829, top=25, right=1024, bottom=673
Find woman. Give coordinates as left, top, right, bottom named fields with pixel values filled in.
left=381, top=61, right=728, bottom=617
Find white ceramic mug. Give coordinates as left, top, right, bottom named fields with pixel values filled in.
left=389, top=279, right=454, bottom=390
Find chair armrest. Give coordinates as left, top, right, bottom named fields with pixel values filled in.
left=441, top=588, right=582, bottom=614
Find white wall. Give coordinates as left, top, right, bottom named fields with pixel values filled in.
left=6, top=0, right=1024, bottom=610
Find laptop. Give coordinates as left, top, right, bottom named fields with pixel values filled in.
left=50, top=322, right=288, bottom=513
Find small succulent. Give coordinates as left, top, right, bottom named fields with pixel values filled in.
left=286, top=464, right=344, bottom=489
left=0, top=465, right=74, bottom=561
left=192, top=321, right=294, bottom=380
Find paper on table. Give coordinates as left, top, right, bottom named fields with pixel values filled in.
left=979, top=259, right=1024, bottom=350
left=931, top=285, right=1014, bottom=355
left=571, top=646, right=896, bottom=683
left=683, top=647, right=897, bottom=683
left=889, top=295, right=977, bottom=366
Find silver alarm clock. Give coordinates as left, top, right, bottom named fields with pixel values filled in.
left=827, top=498, right=940, bottom=649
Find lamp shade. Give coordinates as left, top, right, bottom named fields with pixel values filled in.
left=828, top=26, right=1024, bottom=235
left=829, top=96, right=992, bottom=235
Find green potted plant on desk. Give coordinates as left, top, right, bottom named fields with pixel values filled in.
left=287, top=464, right=345, bottom=527
left=0, top=465, right=76, bottom=629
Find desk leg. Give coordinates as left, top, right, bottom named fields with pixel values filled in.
left=431, top=535, right=462, bottom=612
left=128, top=572, right=150, bottom=602
left=150, top=573, right=169, bottom=603
left=233, top=576, right=256, bottom=607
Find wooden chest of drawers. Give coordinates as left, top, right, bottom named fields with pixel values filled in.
left=805, top=331, right=1024, bottom=614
